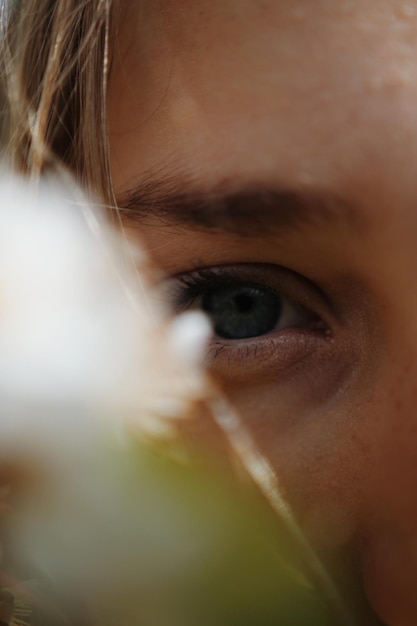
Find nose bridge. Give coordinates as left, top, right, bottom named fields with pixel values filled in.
left=364, top=273, right=417, bottom=518
left=390, top=270, right=417, bottom=370
left=359, top=222, right=417, bottom=626
left=370, top=212, right=417, bottom=383
left=354, top=223, right=417, bottom=488
left=378, top=282, right=417, bottom=424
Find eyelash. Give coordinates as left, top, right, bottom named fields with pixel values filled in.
left=173, top=267, right=253, bottom=310
left=167, top=264, right=330, bottom=370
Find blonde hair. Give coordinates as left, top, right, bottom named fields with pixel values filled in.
left=0, top=0, right=116, bottom=205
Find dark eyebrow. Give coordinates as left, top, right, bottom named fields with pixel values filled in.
left=116, top=177, right=360, bottom=237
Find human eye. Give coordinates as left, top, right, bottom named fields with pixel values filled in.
left=167, top=263, right=331, bottom=375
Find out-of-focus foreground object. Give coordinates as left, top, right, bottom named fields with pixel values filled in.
left=0, top=172, right=339, bottom=625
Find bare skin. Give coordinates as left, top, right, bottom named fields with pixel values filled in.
left=108, top=1, right=417, bottom=624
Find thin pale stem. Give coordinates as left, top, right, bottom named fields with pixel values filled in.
left=208, top=392, right=356, bottom=626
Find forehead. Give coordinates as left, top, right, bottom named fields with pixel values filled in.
left=109, top=0, right=417, bottom=212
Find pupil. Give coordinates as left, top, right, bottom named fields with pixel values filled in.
left=202, top=284, right=282, bottom=340
left=234, top=293, right=255, bottom=313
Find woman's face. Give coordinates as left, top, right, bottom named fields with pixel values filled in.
left=108, top=2, right=417, bottom=623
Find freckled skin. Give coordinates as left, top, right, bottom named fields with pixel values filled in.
left=109, top=2, right=417, bottom=624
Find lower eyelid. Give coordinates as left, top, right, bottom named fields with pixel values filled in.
left=205, top=328, right=332, bottom=382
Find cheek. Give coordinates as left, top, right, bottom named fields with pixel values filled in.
left=214, top=351, right=370, bottom=550
left=220, top=360, right=417, bottom=626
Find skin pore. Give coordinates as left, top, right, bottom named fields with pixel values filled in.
left=108, top=1, right=417, bottom=624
